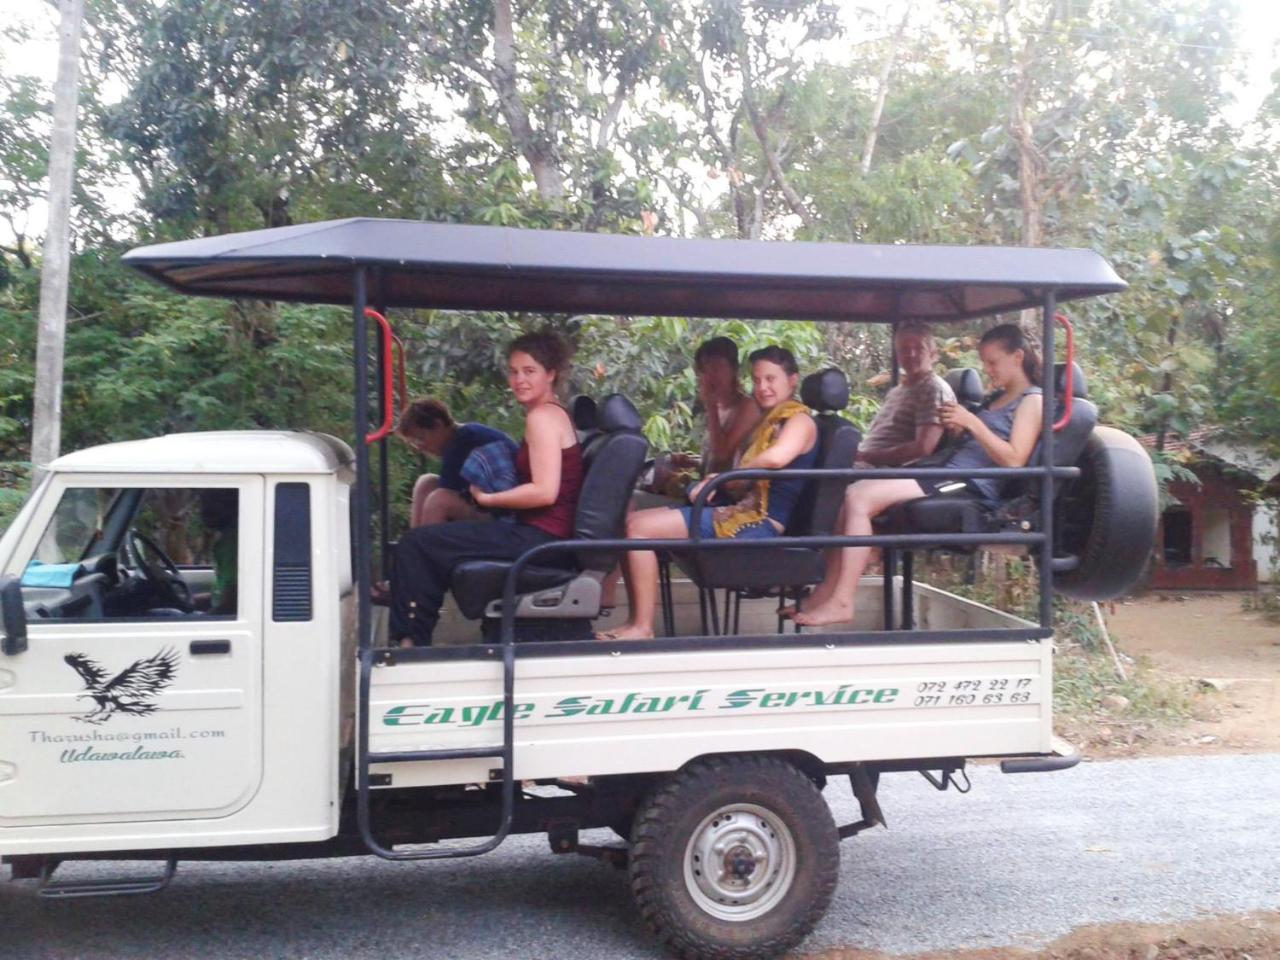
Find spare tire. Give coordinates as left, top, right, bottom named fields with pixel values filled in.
left=1054, top=426, right=1158, bottom=601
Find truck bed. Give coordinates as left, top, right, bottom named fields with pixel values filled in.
left=367, top=578, right=1053, bottom=788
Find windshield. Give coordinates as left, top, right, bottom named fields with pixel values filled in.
left=30, top=487, right=123, bottom=565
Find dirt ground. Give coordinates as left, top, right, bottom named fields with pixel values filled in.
left=807, top=911, right=1280, bottom=960
left=1090, top=592, right=1280, bottom=757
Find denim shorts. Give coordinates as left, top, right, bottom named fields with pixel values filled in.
left=677, top=506, right=781, bottom=540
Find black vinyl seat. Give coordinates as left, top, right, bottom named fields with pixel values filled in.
left=570, top=393, right=599, bottom=446
left=450, top=394, right=648, bottom=638
left=876, top=362, right=1097, bottom=537
left=668, top=368, right=861, bottom=634
left=946, top=367, right=984, bottom=411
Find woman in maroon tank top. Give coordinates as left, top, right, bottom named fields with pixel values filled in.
left=389, top=331, right=581, bottom=647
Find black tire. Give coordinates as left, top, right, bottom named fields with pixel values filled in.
left=1055, top=426, right=1158, bottom=601
left=628, top=755, right=839, bottom=960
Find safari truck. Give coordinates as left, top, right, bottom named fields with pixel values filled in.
left=0, top=221, right=1157, bottom=959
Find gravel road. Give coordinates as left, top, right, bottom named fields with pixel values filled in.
left=3, top=752, right=1278, bottom=959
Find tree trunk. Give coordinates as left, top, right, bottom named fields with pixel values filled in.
left=861, top=5, right=911, bottom=176
left=1154, top=315, right=1181, bottom=453
left=32, top=0, right=85, bottom=477
left=491, top=0, right=564, bottom=201
left=739, top=47, right=813, bottom=229
left=1009, top=34, right=1044, bottom=248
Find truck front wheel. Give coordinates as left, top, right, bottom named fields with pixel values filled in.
left=628, top=755, right=839, bottom=960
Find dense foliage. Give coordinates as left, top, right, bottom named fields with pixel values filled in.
left=2, top=0, right=1279, bottom=533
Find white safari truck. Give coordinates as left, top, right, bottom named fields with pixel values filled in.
left=0, top=221, right=1157, bottom=959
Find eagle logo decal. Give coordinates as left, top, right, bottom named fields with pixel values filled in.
left=63, top=649, right=180, bottom=725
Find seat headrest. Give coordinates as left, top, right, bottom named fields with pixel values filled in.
left=945, top=368, right=984, bottom=408
left=571, top=394, right=598, bottom=431
left=597, top=393, right=642, bottom=433
left=800, top=368, right=849, bottom=412
left=1054, top=362, right=1088, bottom=401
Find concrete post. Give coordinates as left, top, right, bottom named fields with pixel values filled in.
left=31, top=0, right=85, bottom=479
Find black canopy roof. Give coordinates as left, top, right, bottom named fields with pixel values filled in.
left=122, top=218, right=1126, bottom=322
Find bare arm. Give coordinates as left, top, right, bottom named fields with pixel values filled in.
left=473, top=406, right=568, bottom=509
left=688, top=414, right=818, bottom=502
left=944, top=394, right=1043, bottom=467
left=741, top=414, right=817, bottom=470
left=856, top=422, right=946, bottom=466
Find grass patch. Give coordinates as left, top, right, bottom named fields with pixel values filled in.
left=1053, top=644, right=1205, bottom=751
left=1053, top=644, right=1199, bottom=724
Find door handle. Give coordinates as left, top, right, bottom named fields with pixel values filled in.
left=189, top=639, right=231, bottom=656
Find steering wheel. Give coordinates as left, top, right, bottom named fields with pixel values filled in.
left=121, top=528, right=195, bottom=613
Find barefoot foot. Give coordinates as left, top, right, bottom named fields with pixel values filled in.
left=793, top=600, right=855, bottom=627
left=595, top=624, right=655, bottom=641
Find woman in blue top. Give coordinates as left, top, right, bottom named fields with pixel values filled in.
left=794, top=324, right=1043, bottom=627
left=601, top=346, right=818, bottom=641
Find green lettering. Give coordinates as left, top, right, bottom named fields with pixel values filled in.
left=586, top=699, right=616, bottom=715
left=548, top=696, right=587, bottom=718
left=383, top=705, right=426, bottom=726
left=721, top=688, right=762, bottom=709
left=874, top=688, right=898, bottom=703
left=760, top=692, right=788, bottom=708
left=423, top=707, right=454, bottom=725
left=461, top=705, right=493, bottom=727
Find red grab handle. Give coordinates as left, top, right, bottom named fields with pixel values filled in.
left=365, top=308, right=396, bottom=444
left=1052, top=312, right=1074, bottom=433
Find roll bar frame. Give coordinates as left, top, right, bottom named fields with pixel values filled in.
left=347, top=271, right=1068, bottom=861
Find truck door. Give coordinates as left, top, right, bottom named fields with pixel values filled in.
left=0, top=477, right=264, bottom=827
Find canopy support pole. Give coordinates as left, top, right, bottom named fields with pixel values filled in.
left=352, top=268, right=372, bottom=653
left=374, top=268, right=391, bottom=577
left=1039, top=290, right=1057, bottom=630
left=883, top=327, right=900, bottom=630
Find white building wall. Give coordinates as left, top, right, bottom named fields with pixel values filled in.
left=1255, top=502, right=1278, bottom=583
left=1199, top=440, right=1279, bottom=584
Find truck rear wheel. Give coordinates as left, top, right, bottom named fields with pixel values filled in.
left=628, top=755, right=838, bottom=960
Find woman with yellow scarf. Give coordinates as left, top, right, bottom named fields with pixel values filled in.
left=598, top=346, right=818, bottom=641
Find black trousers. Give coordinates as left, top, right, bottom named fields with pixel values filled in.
left=390, top=520, right=557, bottom=647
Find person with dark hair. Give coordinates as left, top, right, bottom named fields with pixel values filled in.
left=197, top=489, right=238, bottom=615
left=685, top=337, right=761, bottom=475
left=793, top=323, right=1043, bottom=627
left=602, top=334, right=762, bottom=611
left=397, top=397, right=515, bottom=527
left=599, top=345, right=817, bottom=641
left=388, top=331, right=582, bottom=647
left=650, top=336, right=759, bottom=496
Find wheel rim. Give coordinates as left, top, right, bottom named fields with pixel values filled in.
left=683, top=802, right=797, bottom=922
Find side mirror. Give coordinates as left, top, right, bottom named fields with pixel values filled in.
left=1, top=576, right=27, bottom=656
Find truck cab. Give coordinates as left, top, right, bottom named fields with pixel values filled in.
left=0, top=432, right=355, bottom=853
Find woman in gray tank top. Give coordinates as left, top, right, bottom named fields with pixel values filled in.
left=793, top=324, right=1044, bottom=627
